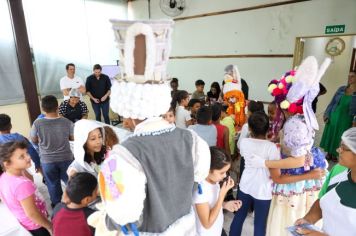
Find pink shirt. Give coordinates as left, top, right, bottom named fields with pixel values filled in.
left=0, top=172, right=47, bottom=230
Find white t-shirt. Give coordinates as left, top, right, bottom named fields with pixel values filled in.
left=193, top=180, right=223, bottom=236
left=175, top=106, right=191, bottom=129
left=237, top=123, right=249, bottom=149
left=60, top=76, right=85, bottom=100
left=239, top=138, right=280, bottom=200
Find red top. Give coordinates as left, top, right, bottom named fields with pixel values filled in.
left=214, top=123, right=225, bottom=149
left=52, top=203, right=95, bottom=236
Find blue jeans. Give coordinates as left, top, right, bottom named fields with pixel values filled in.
left=92, top=101, right=110, bottom=124
left=41, top=160, right=72, bottom=206
left=229, top=190, right=271, bottom=236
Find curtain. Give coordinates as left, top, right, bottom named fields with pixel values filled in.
left=22, top=0, right=127, bottom=96
left=0, top=0, right=25, bottom=105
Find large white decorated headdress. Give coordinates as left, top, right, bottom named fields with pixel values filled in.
left=110, top=20, right=174, bottom=120
left=286, top=56, right=331, bottom=130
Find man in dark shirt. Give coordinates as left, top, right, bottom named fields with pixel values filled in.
left=86, top=64, right=112, bottom=124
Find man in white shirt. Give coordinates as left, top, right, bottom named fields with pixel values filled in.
left=60, top=63, right=86, bottom=100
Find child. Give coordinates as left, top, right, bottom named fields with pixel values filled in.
left=163, top=107, right=176, bottom=124
left=0, top=113, right=41, bottom=173
left=170, top=77, right=179, bottom=98
left=220, top=104, right=236, bottom=157
left=211, top=103, right=230, bottom=156
left=230, top=111, right=279, bottom=236
left=230, top=112, right=324, bottom=236
left=67, top=120, right=105, bottom=178
left=103, top=126, right=119, bottom=151
left=188, top=99, right=203, bottom=125
left=237, top=100, right=264, bottom=148
left=30, top=95, right=74, bottom=208
left=237, top=101, right=264, bottom=181
left=191, top=79, right=206, bottom=101
left=171, top=90, right=192, bottom=128
left=207, top=82, right=221, bottom=105
left=52, top=172, right=97, bottom=236
left=193, top=147, right=242, bottom=236
left=266, top=101, right=284, bottom=143
left=188, top=106, right=217, bottom=146
left=0, top=141, right=51, bottom=236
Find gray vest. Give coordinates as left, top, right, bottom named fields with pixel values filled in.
left=122, top=128, right=194, bottom=233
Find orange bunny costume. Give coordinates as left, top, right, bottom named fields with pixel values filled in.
left=223, top=65, right=246, bottom=129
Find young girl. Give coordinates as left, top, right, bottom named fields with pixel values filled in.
left=220, top=105, right=236, bottom=157
left=0, top=141, right=51, bottom=236
left=193, top=147, right=242, bottom=236
left=67, top=120, right=106, bottom=178
left=246, top=59, right=329, bottom=235
left=162, top=107, right=176, bottom=124
left=230, top=112, right=324, bottom=236
left=171, top=90, right=192, bottom=128
left=267, top=101, right=284, bottom=143
left=207, top=82, right=221, bottom=105
left=103, top=126, right=119, bottom=151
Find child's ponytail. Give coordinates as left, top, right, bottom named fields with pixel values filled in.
left=170, top=90, right=189, bottom=110
left=209, top=146, right=231, bottom=170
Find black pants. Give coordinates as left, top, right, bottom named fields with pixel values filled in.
left=92, top=100, right=110, bottom=124
left=29, top=227, right=51, bottom=236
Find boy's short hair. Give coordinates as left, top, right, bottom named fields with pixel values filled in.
left=195, top=79, right=205, bottom=86
left=248, top=111, right=269, bottom=136
left=0, top=114, right=11, bottom=131
left=248, top=101, right=264, bottom=114
left=41, top=95, right=58, bottom=113
left=196, top=106, right=212, bottom=125
left=211, top=103, right=222, bottom=122
left=188, top=99, right=202, bottom=108
left=221, top=104, right=229, bottom=113
left=171, top=77, right=178, bottom=84
left=66, top=172, right=98, bottom=204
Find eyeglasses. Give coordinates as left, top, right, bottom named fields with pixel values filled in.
left=338, top=143, right=352, bottom=153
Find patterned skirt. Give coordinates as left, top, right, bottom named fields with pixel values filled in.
left=266, top=147, right=326, bottom=236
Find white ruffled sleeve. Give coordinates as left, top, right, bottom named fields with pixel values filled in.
left=187, top=129, right=211, bottom=182
left=99, top=144, right=146, bottom=225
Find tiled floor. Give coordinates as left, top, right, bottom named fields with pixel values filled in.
left=224, top=211, right=254, bottom=235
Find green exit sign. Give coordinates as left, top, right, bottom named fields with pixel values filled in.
left=325, top=25, right=345, bottom=34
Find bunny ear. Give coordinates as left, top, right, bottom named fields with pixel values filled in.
left=303, top=57, right=332, bottom=130
left=287, top=56, right=318, bottom=103
left=315, top=57, right=332, bottom=84
left=233, top=65, right=242, bottom=91
left=295, top=56, right=319, bottom=86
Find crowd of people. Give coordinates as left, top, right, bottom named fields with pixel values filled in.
left=0, top=43, right=356, bottom=236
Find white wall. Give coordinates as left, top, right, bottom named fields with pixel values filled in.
left=130, top=0, right=356, bottom=103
